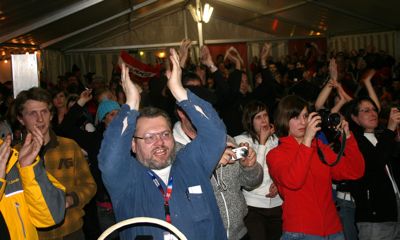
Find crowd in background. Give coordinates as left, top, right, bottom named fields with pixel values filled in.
left=0, top=39, right=400, bottom=240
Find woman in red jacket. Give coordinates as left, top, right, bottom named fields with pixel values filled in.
left=266, top=95, right=364, bottom=240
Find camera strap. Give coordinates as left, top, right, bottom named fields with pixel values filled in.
left=316, top=131, right=346, bottom=167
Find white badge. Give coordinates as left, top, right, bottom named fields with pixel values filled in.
left=163, top=232, right=178, bottom=240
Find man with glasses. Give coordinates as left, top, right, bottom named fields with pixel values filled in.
left=98, top=49, right=228, bottom=240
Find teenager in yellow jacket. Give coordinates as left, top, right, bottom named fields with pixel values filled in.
left=0, top=129, right=66, bottom=240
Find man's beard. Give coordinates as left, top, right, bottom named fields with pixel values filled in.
left=140, top=145, right=177, bottom=170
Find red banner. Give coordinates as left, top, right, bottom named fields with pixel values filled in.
left=119, top=51, right=160, bottom=81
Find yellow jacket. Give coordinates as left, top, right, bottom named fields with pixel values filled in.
left=0, top=145, right=66, bottom=240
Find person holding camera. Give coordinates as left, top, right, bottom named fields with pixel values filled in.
left=266, top=95, right=364, bottom=240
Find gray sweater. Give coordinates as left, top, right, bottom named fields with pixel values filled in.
left=173, top=122, right=263, bottom=239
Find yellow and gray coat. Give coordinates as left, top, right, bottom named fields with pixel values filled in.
left=0, top=146, right=66, bottom=239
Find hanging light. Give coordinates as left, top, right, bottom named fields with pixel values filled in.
left=187, top=1, right=214, bottom=23
left=202, top=3, right=213, bottom=23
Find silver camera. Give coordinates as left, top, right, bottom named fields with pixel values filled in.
left=231, top=146, right=249, bottom=160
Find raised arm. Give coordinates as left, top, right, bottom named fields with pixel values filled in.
left=167, top=48, right=187, bottom=102
left=19, top=127, right=66, bottom=226
left=225, top=47, right=242, bottom=71
left=200, top=45, right=218, bottom=73
left=260, top=42, right=271, bottom=69
left=361, top=69, right=381, bottom=112
left=178, top=39, right=192, bottom=69
left=315, top=58, right=337, bottom=110
left=121, top=62, right=141, bottom=110
left=98, top=62, right=142, bottom=198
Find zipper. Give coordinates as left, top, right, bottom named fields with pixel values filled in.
left=15, top=202, right=26, bottom=239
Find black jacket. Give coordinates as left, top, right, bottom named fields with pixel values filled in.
left=350, top=128, right=399, bottom=222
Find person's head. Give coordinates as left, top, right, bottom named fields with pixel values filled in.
left=132, top=107, right=175, bottom=170
left=274, top=95, right=310, bottom=140
left=242, top=101, right=270, bottom=143
left=240, top=72, right=250, bottom=94
left=350, top=97, right=379, bottom=133
left=176, top=106, right=197, bottom=139
left=182, top=72, right=202, bottom=87
left=14, top=87, right=53, bottom=143
left=96, top=100, right=120, bottom=127
left=51, top=88, right=67, bottom=110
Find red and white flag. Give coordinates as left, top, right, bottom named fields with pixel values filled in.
left=118, top=51, right=160, bottom=81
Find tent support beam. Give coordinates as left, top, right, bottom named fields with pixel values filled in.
left=60, top=0, right=184, bottom=51
left=65, top=36, right=325, bottom=53
left=0, top=0, right=104, bottom=43
left=40, top=0, right=158, bottom=49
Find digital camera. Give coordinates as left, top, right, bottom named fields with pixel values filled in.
left=317, top=109, right=341, bottom=130
left=231, top=146, right=249, bottom=160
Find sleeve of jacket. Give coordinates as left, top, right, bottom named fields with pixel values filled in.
left=68, top=142, right=96, bottom=209
left=98, top=104, right=138, bottom=199
left=267, top=143, right=314, bottom=190
left=239, top=162, right=263, bottom=190
left=330, top=133, right=365, bottom=180
left=18, top=156, right=66, bottom=227
left=178, top=91, right=227, bottom=175
left=0, top=178, right=5, bottom=201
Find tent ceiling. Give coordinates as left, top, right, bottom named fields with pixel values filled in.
left=0, top=0, right=399, bottom=54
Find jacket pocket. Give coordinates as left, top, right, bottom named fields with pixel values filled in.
left=188, top=192, right=211, bottom=221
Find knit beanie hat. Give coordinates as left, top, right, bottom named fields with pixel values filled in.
left=96, top=100, right=120, bottom=124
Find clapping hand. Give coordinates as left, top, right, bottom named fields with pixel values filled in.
left=0, top=135, right=11, bottom=179
left=120, top=62, right=141, bottom=110
left=18, top=126, right=44, bottom=168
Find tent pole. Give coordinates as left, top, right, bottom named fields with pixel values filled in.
left=197, top=22, right=204, bottom=47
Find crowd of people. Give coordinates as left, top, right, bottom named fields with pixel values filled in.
left=0, top=39, right=399, bottom=240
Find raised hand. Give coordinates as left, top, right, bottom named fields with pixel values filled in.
left=120, top=62, right=140, bottom=110
left=259, top=124, right=274, bottom=145
left=77, top=88, right=93, bottom=107
left=260, top=43, right=272, bottom=66
left=167, top=48, right=187, bottom=102
left=218, top=142, right=236, bottom=167
left=0, top=135, right=11, bottom=179
left=303, top=112, right=321, bottom=146
left=178, top=39, right=192, bottom=68
left=200, top=45, right=214, bottom=67
left=238, top=143, right=256, bottom=168
left=388, top=107, right=400, bottom=131
left=329, top=58, right=338, bottom=81
left=18, top=126, right=44, bottom=167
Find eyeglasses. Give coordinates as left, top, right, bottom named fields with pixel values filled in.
left=134, top=130, right=172, bottom=144
left=359, top=108, right=378, bottom=114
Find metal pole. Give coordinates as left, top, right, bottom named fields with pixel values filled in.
left=197, top=22, right=204, bottom=47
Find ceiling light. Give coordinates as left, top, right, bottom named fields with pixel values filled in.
left=187, top=1, right=213, bottom=23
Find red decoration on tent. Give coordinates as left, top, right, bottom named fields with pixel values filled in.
left=272, top=19, right=279, bottom=32
left=119, top=51, right=160, bottom=81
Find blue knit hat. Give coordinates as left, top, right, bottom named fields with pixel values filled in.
left=96, top=100, right=120, bottom=124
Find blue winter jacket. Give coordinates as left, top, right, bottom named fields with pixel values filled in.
left=98, top=91, right=228, bottom=240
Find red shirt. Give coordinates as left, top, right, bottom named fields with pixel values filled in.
left=267, top=135, right=364, bottom=236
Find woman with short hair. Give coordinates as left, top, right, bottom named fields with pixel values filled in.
left=267, top=95, right=364, bottom=240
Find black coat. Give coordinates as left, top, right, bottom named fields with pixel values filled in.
left=350, top=128, right=399, bottom=222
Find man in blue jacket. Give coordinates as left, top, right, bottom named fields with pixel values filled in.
left=98, top=49, right=228, bottom=240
